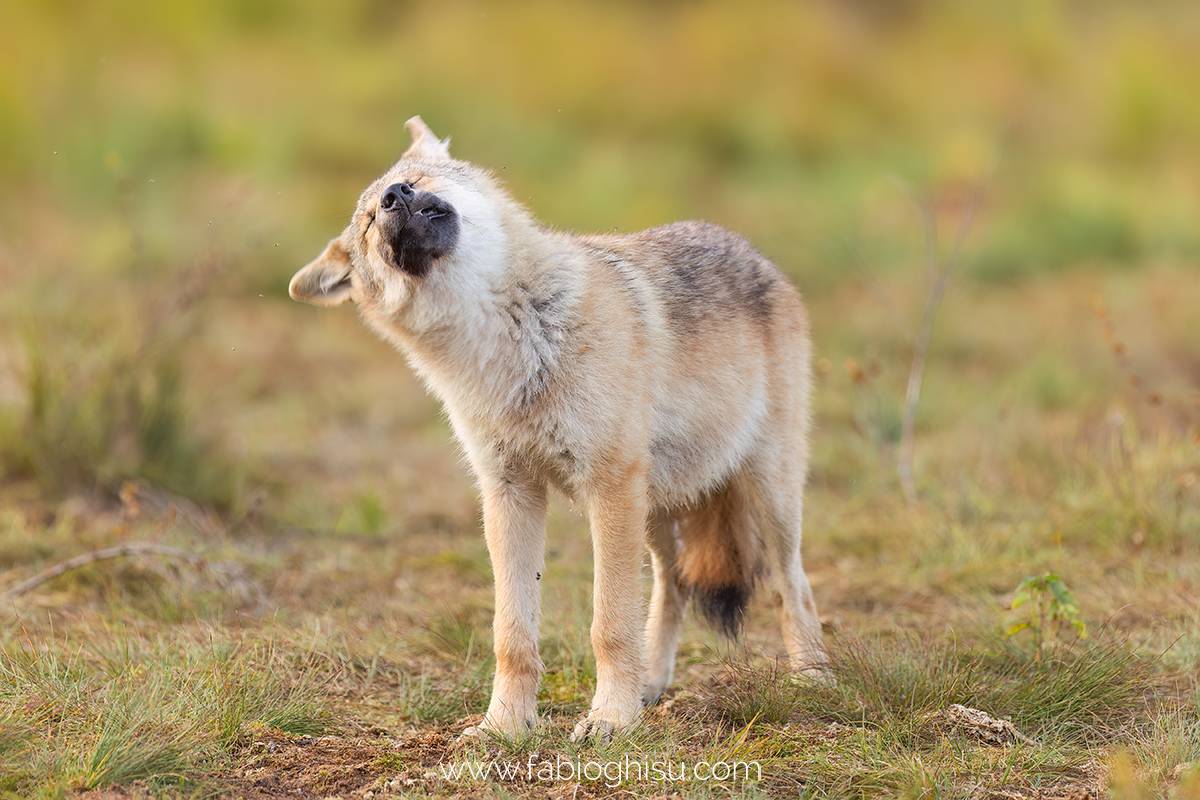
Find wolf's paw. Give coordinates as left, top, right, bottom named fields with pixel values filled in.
left=459, top=713, right=536, bottom=743
left=458, top=724, right=486, bottom=741
left=570, top=716, right=616, bottom=744
left=798, top=664, right=836, bottom=687
left=642, top=683, right=668, bottom=706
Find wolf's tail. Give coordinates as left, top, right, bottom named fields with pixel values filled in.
left=674, top=490, right=760, bottom=639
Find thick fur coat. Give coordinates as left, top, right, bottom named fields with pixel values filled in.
left=290, top=117, right=827, bottom=740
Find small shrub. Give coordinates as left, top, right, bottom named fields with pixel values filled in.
left=2, top=273, right=234, bottom=508
left=1005, top=572, right=1087, bottom=652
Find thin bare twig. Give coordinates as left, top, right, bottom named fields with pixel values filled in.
left=3, top=543, right=207, bottom=600
left=897, top=183, right=984, bottom=509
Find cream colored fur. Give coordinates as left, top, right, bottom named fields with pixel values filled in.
left=290, top=117, right=828, bottom=741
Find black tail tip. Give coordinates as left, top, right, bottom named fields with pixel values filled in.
left=693, top=583, right=750, bottom=639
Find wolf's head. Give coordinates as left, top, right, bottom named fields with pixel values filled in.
left=290, top=117, right=510, bottom=318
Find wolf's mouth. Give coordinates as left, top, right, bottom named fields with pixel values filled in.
left=374, top=183, right=459, bottom=277
left=416, top=205, right=449, bottom=220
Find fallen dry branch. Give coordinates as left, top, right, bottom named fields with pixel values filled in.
left=932, top=703, right=1039, bottom=747
left=3, top=542, right=209, bottom=600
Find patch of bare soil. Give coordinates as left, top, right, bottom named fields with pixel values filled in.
left=212, top=727, right=640, bottom=799
left=65, top=729, right=464, bottom=800
left=215, top=729, right=456, bottom=799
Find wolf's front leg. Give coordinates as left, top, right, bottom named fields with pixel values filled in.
left=468, top=473, right=548, bottom=737
left=572, top=471, right=648, bottom=742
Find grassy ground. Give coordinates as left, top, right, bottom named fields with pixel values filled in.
left=3, top=2, right=1200, bottom=797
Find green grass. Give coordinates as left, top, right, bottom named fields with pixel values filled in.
left=2, top=276, right=235, bottom=508
left=0, top=625, right=329, bottom=796
left=3, top=1, right=1200, bottom=797
left=688, top=629, right=1163, bottom=795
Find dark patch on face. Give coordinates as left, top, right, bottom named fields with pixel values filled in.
left=374, top=184, right=460, bottom=277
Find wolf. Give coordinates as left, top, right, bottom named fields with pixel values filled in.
left=289, top=117, right=828, bottom=741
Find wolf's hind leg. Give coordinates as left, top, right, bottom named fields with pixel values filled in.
left=644, top=511, right=690, bottom=705
left=768, top=532, right=829, bottom=680
left=747, top=471, right=829, bottom=680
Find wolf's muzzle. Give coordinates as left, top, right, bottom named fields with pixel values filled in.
left=375, top=184, right=459, bottom=278
left=381, top=182, right=415, bottom=212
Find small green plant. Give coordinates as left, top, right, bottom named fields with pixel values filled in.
left=336, top=492, right=387, bottom=536
left=1005, top=573, right=1087, bottom=651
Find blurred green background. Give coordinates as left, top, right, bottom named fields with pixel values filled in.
left=4, top=0, right=1199, bottom=286
left=1, top=0, right=1198, bottom=519
left=2, top=6, right=1200, bottom=794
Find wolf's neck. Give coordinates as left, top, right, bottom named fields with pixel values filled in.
left=384, top=233, right=583, bottom=424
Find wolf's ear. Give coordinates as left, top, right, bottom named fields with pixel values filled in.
left=289, top=237, right=357, bottom=307
left=402, top=115, right=452, bottom=161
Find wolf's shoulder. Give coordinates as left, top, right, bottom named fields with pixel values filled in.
left=578, top=220, right=785, bottom=286
left=577, top=220, right=755, bottom=257
left=572, top=221, right=794, bottom=330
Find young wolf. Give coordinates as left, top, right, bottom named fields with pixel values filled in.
left=290, top=117, right=828, bottom=740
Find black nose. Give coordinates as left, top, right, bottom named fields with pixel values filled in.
left=380, top=182, right=415, bottom=211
